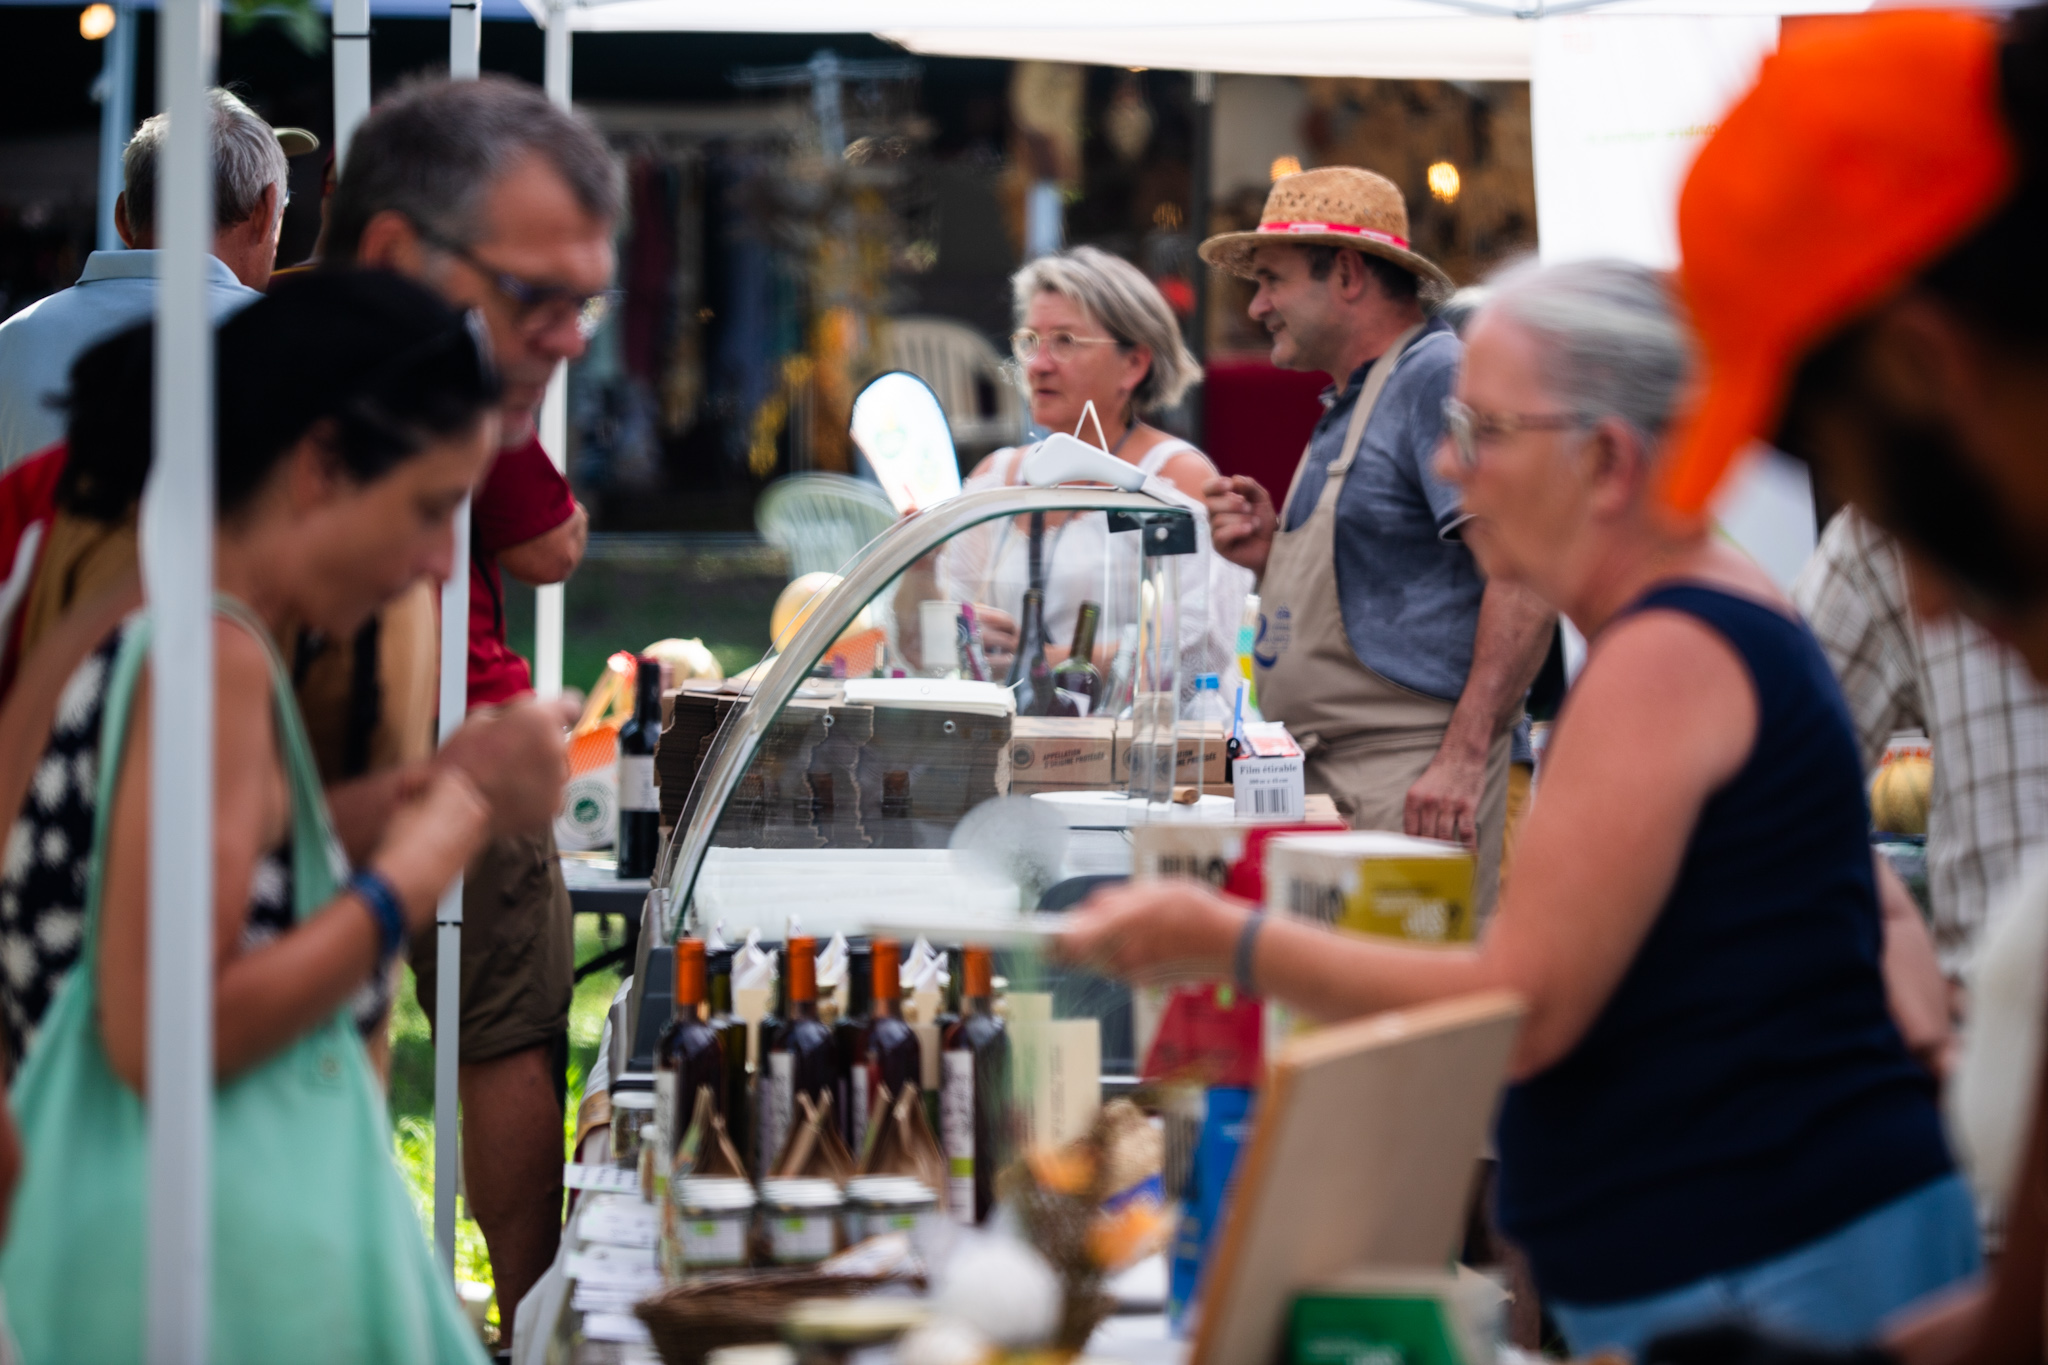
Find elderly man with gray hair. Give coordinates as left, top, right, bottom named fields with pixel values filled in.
left=326, top=75, right=620, bottom=1339
left=0, top=87, right=311, bottom=466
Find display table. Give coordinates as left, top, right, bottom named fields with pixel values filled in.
left=562, top=854, right=649, bottom=982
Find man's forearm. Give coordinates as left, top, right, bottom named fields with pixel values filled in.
left=1440, top=580, right=1555, bottom=760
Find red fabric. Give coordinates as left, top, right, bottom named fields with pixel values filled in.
left=1200, top=359, right=1329, bottom=502
left=0, top=443, right=69, bottom=698
left=468, top=433, right=576, bottom=707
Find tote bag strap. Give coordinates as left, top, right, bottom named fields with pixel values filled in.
left=80, top=596, right=344, bottom=967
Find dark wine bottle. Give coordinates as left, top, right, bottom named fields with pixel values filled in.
left=853, top=939, right=922, bottom=1159
left=615, top=653, right=663, bottom=878
left=762, top=935, right=842, bottom=1174
left=753, top=959, right=786, bottom=1178
left=941, top=946, right=1010, bottom=1225
left=1007, top=588, right=1074, bottom=717
left=834, top=941, right=874, bottom=1150
left=652, top=940, right=723, bottom=1161
left=706, top=947, right=751, bottom=1173
left=1050, top=600, right=1103, bottom=717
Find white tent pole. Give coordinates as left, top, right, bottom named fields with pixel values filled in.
left=534, top=0, right=571, bottom=701
left=451, top=0, right=482, bottom=80
left=94, top=2, right=136, bottom=253
left=434, top=3, right=481, bottom=1282
left=333, top=0, right=372, bottom=166
left=144, top=0, right=217, bottom=1355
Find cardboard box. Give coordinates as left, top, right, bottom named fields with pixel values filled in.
left=1112, top=721, right=1229, bottom=786
left=1006, top=716, right=1117, bottom=791
left=1264, top=832, right=1476, bottom=944
left=1234, top=723, right=1306, bottom=822
left=1132, top=820, right=1348, bottom=896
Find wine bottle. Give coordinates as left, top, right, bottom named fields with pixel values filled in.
left=762, top=935, right=842, bottom=1174
left=753, top=956, right=785, bottom=1178
left=853, top=938, right=922, bottom=1159
left=615, top=653, right=663, bottom=879
left=1050, top=600, right=1103, bottom=717
left=834, top=941, right=874, bottom=1151
left=706, top=947, right=751, bottom=1173
left=941, top=946, right=1010, bottom=1224
left=1008, top=589, right=1072, bottom=718
left=653, top=940, right=723, bottom=1164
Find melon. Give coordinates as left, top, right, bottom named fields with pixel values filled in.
left=1871, top=754, right=1933, bottom=836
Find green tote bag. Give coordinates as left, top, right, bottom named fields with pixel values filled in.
left=0, top=600, right=488, bottom=1365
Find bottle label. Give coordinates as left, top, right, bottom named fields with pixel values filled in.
left=763, top=1052, right=794, bottom=1172
left=680, top=1216, right=747, bottom=1269
left=941, top=1049, right=975, bottom=1223
left=617, top=754, right=657, bottom=813
left=653, top=1070, right=676, bottom=1157
left=852, top=1061, right=871, bottom=1156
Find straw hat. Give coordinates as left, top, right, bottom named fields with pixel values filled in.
left=1198, top=166, right=1452, bottom=291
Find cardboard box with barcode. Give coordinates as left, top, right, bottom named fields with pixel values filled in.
left=1265, top=831, right=1476, bottom=944
left=1234, top=722, right=1307, bottom=821
left=1111, top=720, right=1229, bottom=786
left=1007, top=716, right=1117, bottom=793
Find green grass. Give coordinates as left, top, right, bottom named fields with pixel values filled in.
left=387, top=915, right=633, bottom=1332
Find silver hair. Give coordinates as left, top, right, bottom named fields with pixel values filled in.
left=121, top=88, right=289, bottom=239
left=1479, top=258, right=1694, bottom=450
left=326, top=76, right=620, bottom=263
left=1012, top=244, right=1201, bottom=412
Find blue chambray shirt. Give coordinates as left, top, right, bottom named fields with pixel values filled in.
left=0, top=250, right=260, bottom=468
left=1278, top=317, right=1485, bottom=703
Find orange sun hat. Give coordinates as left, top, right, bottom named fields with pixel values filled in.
left=1662, top=11, right=2016, bottom=516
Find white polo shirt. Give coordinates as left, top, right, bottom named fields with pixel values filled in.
left=0, top=249, right=259, bottom=468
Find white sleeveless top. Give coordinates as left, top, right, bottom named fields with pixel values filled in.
left=935, top=437, right=1253, bottom=693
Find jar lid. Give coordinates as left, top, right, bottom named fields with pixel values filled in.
left=760, top=1177, right=844, bottom=1209
left=613, top=1091, right=657, bottom=1111
left=677, top=1177, right=758, bottom=1212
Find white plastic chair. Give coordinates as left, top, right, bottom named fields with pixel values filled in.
left=879, top=315, right=1026, bottom=457
left=755, top=472, right=900, bottom=579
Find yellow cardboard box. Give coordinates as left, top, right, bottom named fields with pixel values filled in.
left=1263, top=831, right=1476, bottom=944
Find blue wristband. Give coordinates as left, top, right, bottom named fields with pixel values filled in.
left=348, top=869, right=407, bottom=962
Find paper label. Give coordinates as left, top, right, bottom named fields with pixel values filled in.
left=763, top=1052, right=794, bottom=1174
left=652, top=1071, right=675, bottom=1158
left=1235, top=754, right=1305, bottom=821
left=942, top=1049, right=975, bottom=1223
left=679, top=1216, right=747, bottom=1268
left=616, top=754, right=657, bottom=813
left=852, top=1061, right=871, bottom=1156
left=769, top=1212, right=837, bottom=1263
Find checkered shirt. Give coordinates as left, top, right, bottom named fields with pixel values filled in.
left=1793, top=509, right=2048, bottom=978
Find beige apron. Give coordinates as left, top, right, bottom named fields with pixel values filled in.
left=1253, top=326, right=1511, bottom=919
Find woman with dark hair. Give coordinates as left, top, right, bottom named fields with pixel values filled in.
left=0, top=269, right=542, bottom=1362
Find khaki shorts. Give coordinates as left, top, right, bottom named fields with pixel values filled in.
left=410, top=827, right=573, bottom=1064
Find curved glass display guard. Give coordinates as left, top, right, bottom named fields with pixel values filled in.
left=656, top=485, right=1198, bottom=946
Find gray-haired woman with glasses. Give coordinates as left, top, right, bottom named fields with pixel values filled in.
left=1060, top=258, right=1973, bottom=1359
left=932, top=245, right=1251, bottom=688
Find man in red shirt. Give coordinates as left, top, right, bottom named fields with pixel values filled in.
left=326, top=77, right=614, bottom=1337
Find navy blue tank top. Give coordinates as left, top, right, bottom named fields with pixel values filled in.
left=1495, top=584, right=1952, bottom=1306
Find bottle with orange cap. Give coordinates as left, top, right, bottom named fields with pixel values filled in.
left=940, top=945, right=1010, bottom=1224
left=845, top=938, right=921, bottom=1155
left=653, top=939, right=723, bottom=1164
left=761, top=934, right=843, bottom=1172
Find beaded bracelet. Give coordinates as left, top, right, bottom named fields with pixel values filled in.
left=348, top=869, right=407, bottom=962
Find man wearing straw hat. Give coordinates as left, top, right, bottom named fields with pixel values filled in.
left=1199, top=167, right=1554, bottom=917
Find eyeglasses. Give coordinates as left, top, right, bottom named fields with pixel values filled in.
left=1011, top=329, right=1126, bottom=364
left=416, top=225, right=622, bottom=341
left=1442, top=396, right=1584, bottom=471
